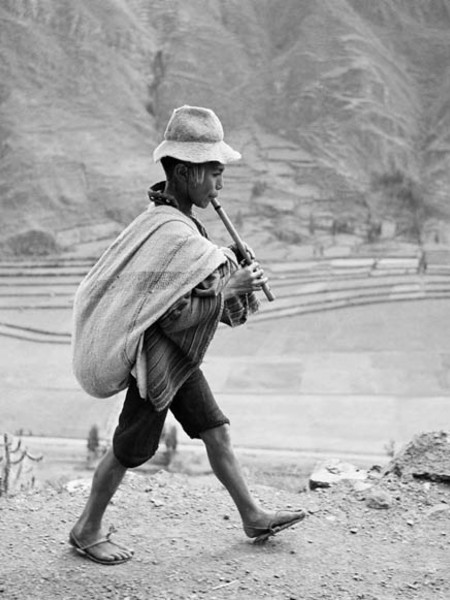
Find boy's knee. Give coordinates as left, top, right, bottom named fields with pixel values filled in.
left=200, top=423, right=232, bottom=449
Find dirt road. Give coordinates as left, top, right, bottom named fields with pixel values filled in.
left=1, top=447, right=449, bottom=600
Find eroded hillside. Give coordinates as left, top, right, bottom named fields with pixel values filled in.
left=1, top=0, right=450, bottom=256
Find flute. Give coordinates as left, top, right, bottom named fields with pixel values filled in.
left=210, top=198, right=275, bottom=302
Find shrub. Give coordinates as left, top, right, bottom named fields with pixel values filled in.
left=7, top=229, right=59, bottom=256
left=87, top=425, right=100, bottom=454
left=370, top=169, right=425, bottom=242
left=250, top=181, right=268, bottom=199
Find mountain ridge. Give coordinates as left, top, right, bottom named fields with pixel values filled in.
left=1, top=0, right=450, bottom=256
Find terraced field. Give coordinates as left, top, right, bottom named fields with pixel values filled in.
left=1, top=250, right=450, bottom=342
left=1, top=249, right=449, bottom=458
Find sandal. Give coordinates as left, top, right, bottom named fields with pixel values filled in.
left=244, top=509, right=306, bottom=543
left=69, top=526, right=134, bottom=565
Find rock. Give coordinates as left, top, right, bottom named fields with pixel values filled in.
left=352, top=481, right=374, bottom=493
left=385, top=431, right=450, bottom=482
left=65, top=479, right=91, bottom=494
left=309, top=459, right=368, bottom=489
left=365, top=488, right=393, bottom=509
left=424, top=504, right=450, bottom=519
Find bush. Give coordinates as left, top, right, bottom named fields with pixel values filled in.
left=251, top=181, right=268, bottom=199
left=7, top=229, right=60, bottom=256
left=370, top=169, right=425, bottom=242
left=87, top=425, right=100, bottom=454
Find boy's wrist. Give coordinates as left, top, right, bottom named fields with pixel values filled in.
left=228, top=242, right=255, bottom=265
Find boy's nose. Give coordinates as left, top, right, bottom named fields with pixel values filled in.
left=216, top=176, right=223, bottom=190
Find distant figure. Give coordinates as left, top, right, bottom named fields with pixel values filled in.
left=418, top=251, right=427, bottom=274
left=69, top=105, right=305, bottom=565
left=313, top=242, right=324, bottom=258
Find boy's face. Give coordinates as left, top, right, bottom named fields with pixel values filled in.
left=189, top=162, right=225, bottom=209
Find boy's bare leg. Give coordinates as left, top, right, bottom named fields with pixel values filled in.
left=70, top=447, right=134, bottom=562
left=200, top=424, right=304, bottom=536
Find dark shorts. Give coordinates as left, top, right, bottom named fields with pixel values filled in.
left=113, top=369, right=230, bottom=468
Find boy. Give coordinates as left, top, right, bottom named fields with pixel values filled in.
left=69, top=105, right=305, bottom=564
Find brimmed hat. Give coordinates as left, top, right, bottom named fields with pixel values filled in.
left=153, top=105, right=241, bottom=164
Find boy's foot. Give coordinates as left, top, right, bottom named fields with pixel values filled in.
left=69, top=526, right=134, bottom=565
left=243, top=509, right=306, bottom=543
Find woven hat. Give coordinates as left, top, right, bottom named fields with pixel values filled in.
left=153, top=105, right=241, bottom=164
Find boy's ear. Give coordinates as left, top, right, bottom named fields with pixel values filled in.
left=173, top=162, right=188, bottom=182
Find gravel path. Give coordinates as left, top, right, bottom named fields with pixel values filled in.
left=1, top=438, right=449, bottom=600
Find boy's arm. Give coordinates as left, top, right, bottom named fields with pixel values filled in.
left=162, top=248, right=259, bottom=330
left=193, top=246, right=260, bottom=327
left=192, top=247, right=238, bottom=297
left=194, top=258, right=259, bottom=328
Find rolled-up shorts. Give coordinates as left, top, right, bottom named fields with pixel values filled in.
left=113, top=368, right=230, bottom=468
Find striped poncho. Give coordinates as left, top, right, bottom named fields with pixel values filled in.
left=72, top=203, right=255, bottom=411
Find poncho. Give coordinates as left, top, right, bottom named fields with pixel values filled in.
left=72, top=203, right=239, bottom=411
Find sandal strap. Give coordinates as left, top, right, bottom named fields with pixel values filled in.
left=77, top=525, right=126, bottom=552
left=244, top=509, right=305, bottom=536
left=78, top=536, right=110, bottom=551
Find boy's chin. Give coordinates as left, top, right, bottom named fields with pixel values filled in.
left=196, top=199, right=210, bottom=209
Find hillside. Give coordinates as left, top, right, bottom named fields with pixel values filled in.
left=1, top=0, right=450, bottom=256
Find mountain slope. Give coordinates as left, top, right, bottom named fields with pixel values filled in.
left=1, top=0, right=450, bottom=255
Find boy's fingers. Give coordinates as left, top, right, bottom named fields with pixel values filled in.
left=250, top=269, right=263, bottom=278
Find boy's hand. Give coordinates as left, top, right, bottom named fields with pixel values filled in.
left=229, top=242, right=256, bottom=264
left=223, top=261, right=268, bottom=298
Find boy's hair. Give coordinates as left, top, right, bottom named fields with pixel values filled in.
left=160, top=156, right=205, bottom=185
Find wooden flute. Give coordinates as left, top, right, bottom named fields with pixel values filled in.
left=210, top=198, right=275, bottom=302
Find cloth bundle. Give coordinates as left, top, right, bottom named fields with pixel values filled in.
left=72, top=204, right=238, bottom=411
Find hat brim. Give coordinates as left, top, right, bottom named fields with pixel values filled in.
left=153, top=140, right=241, bottom=164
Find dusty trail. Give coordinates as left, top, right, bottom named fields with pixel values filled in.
left=1, top=450, right=449, bottom=600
